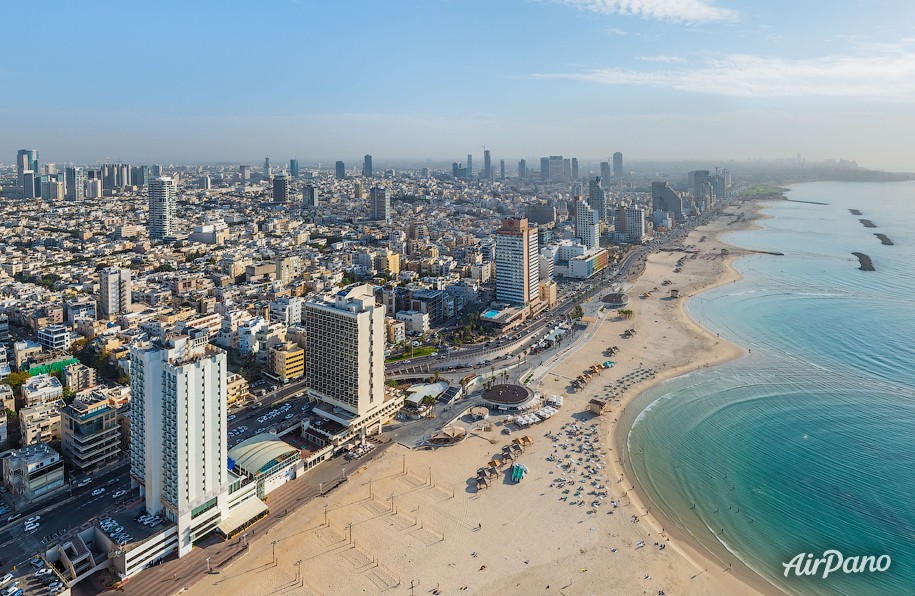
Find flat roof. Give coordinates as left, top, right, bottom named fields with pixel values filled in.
left=217, top=496, right=269, bottom=536
left=482, top=384, right=533, bottom=406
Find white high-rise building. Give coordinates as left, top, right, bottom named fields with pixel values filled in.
left=574, top=199, right=599, bottom=251
left=129, top=331, right=229, bottom=557
left=371, top=186, right=391, bottom=223
left=99, top=267, right=132, bottom=318
left=149, top=176, right=176, bottom=240
left=304, top=284, right=386, bottom=426
left=495, top=218, right=539, bottom=305
left=617, top=206, right=646, bottom=243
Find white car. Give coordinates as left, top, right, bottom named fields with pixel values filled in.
left=26, top=515, right=40, bottom=524
left=0, top=573, right=12, bottom=586
left=227, top=414, right=236, bottom=421
left=77, top=478, right=91, bottom=487
left=24, top=522, right=39, bottom=532
left=112, top=489, right=128, bottom=498
left=91, top=488, right=106, bottom=496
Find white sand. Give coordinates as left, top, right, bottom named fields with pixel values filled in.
left=191, top=206, right=780, bottom=596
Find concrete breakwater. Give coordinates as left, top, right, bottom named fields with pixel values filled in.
left=859, top=219, right=877, bottom=228
left=875, top=233, right=894, bottom=246
left=852, top=252, right=875, bottom=271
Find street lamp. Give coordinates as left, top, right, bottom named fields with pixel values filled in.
left=205, top=556, right=211, bottom=573
left=272, top=540, right=278, bottom=564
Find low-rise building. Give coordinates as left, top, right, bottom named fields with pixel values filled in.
left=385, top=319, right=406, bottom=345
left=1, top=442, right=65, bottom=502
left=20, top=400, right=64, bottom=445
left=61, top=391, right=121, bottom=472
left=270, top=342, right=304, bottom=384
left=0, top=384, right=14, bottom=413
left=64, top=362, right=98, bottom=392
left=395, top=310, right=430, bottom=335
left=226, top=373, right=249, bottom=406
left=37, top=323, right=74, bottom=352
left=22, top=373, right=64, bottom=406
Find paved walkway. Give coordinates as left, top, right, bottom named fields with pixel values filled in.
left=113, top=441, right=393, bottom=596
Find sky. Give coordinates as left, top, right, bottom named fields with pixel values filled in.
left=2, top=0, right=915, bottom=170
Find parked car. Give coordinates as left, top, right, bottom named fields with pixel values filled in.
left=77, top=478, right=91, bottom=487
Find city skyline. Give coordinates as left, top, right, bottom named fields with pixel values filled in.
left=2, top=0, right=914, bottom=170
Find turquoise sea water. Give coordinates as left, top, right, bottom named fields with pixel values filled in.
left=623, top=181, right=915, bottom=595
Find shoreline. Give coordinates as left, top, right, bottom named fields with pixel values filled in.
left=609, top=202, right=786, bottom=596
left=187, top=202, right=787, bottom=596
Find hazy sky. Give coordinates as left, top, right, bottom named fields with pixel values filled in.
left=2, top=0, right=915, bottom=170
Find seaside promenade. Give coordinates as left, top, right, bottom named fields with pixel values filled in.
left=180, top=205, right=774, bottom=596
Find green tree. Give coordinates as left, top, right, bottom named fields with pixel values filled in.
left=6, top=371, right=31, bottom=397
left=570, top=304, right=584, bottom=320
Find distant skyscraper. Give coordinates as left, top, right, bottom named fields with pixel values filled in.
left=264, top=156, right=271, bottom=178
left=574, top=199, right=600, bottom=251
left=102, top=163, right=131, bottom=189
left=371, top=186, right=391, bottom=223
left=600, top=162, right=612, bottom=187
left=304, top=284, right=386, bottom=421
left=290, top=159, right=299, bottom=178
left=272, top=173, right=289, bottom=202
left=149, top=176, right=176, bottom=240
left=40, top=174, right=65, bottom=200
left=132, top=165, right=149, bottom=187
left=613, top=152, right=623, bottom=178
left=499, top=159, right=505, bottom=180
left=495, top=218, right=539, bottom=305
left=85, top=179, right=102, bottom=199
left=518, top=159, right=527, bottom=179
left=99, top=267, right=132, bottom=318
left=588, top=176, right=606, bottom=223
left=150, top=164, right=162, bottom=178
left=129, top=333, right=230, bottom=557
left=21, top=171, right=37, bottom=199
left=571, top=158, right=579, bottom=181
left=540, top=157, right=549, bottom=181
left=562, top=158, right=571, bottom=182
left=65, top=167, right=85, bottom=201
left=335, top=161, right=346, bottom=179
left=548, top=156, right=564, bottom=182
left=466, top=154, right=473, bottom=178
left=302, top=185, right=318, bottom=208
left=651, top=182, right=684, bottom=220
left=16, top=149, right=39, bottom=191
left=483, top=150, right=492, bottom=181
left=363, top=154, right=373, bottom=177
left=239, top=165, right=251, bottom=180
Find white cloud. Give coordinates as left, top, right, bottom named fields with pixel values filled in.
left=530, top=43, right=915, bottom=98
left=555, top=0, right=736, bottom=23
left=636, top=54, right=686, bottom=63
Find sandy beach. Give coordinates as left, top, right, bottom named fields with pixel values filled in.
left=188, top=205, right=780, bottom=596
